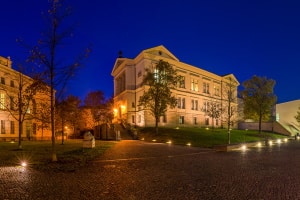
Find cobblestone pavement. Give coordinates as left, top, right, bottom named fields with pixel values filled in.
left=1, top=139, right=300, bottom=200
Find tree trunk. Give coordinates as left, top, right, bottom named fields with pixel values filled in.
left=155, top=117, right=159, bottom=135
left=51, top=87, right=57, bottom=161
left=259, top=112, right=262, bottom=134
left=18, top=121, right=22, bottom=149
left=61, top=118, right=64, bottom=145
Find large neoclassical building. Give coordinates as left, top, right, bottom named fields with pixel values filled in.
left=0, top=56, right=52, bottom=141
left=111, top=45, right=239, bottom=128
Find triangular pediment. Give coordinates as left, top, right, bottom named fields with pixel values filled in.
left=111, top=58, right=131, bottom=75
left=141, top=45, right=179, bottom=61
left=222, top=74, right=240, bottom=86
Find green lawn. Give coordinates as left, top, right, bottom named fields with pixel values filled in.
left=0, top=140, right=117, bottom=171
left=137, top=127, right=289, bottom=148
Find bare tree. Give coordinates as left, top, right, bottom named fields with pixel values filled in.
left=28, top=0, right=90, bottom=161
left=222, top=76, right=239, bottom=144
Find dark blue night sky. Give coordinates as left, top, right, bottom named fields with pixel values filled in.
left=1, top=0, right=300, bottom=103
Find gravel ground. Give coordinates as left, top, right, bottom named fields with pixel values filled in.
left=1, top=139, right=300, bottom=200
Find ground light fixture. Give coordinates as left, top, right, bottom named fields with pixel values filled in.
left=186, top=142, right=191, bottom=146
left=277, top=139, right=282, bottom=144
left=166, top=140, right=172, bottom=144
left=21, top=161, right=27, bottom=167
left=257, top=142, right=262, bottom=147
left=241, top=144, right=247, bottom=151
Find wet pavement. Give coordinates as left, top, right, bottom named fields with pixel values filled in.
left=1, top=139, right=300, bottom=199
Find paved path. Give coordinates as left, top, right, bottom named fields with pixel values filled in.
left=1, top=139, right=300, bottom=199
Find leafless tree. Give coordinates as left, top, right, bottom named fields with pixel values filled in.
left=28, top=0, right=90, bottom=161
left=222, top=76, right=239, bottom=144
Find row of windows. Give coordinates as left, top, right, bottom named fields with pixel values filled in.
left=0, top=121, right=36, bottom=135
left=178, top=77, right=221, bottom=96
left=0, top=77, right=15, bottom=87
left=178, top=116, right=219, bottom=126
left=131, top=114, right=218, bottom=126
left=177, top=97, right=220, bottom=112
left=0, top=93, right=35, bottom=113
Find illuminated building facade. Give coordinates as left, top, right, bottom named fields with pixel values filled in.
left=0, top=56, right=51, bottom=141
left=111, top=45, right=239, bottom=128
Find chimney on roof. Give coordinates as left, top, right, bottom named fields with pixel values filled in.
left=118, top=50, right=123, bottom=58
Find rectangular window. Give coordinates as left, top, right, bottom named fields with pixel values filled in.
left=177, top=97, right=181, bottom=108
left=195, top=100, right=198, bottom=110
left=205, top=118, right=209, bottom=125
left=214, top=85, right=220, bottom=96
left=1, top=120, right=5, bottom=134
left=191, top=79, right=198, bottom=91
left=138, top=115, right=141, bottom=123
left=179, top=116, right=184, bottom=124
left=191, top=99, right=194, bottom=110
left=132, top=115, right=135, bottom=123
left=10, top=97, right=14, bottom=110
left=0, top=93, right=5, bottom=109
left=33, top=123, right=37, bottom=135
left=26, top=122, right=31, bottom=139
left=162, top=115, right=167, bottom=123
left=1, top=77, right=5, bottom=85
left=203, top=101, right=209, bottom=112
left=10, top=121, right=15, bottom=134
left=193, top=117, right=197, bottom=125
left=182, top=98, right=185, bottom=109
left=10, top=80, right=14, bottom=87
left=203, top=82, right=210, bottom=94
left=178, top=97, right=185, bottom=109
left=179, top=76, right=185, bottom=88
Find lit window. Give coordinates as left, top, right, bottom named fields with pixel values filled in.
left=191, top=79, right=198, bottom=91
left=214, top=85, right=220, bottom=96
left=0, top=93, right=5, bottom=109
